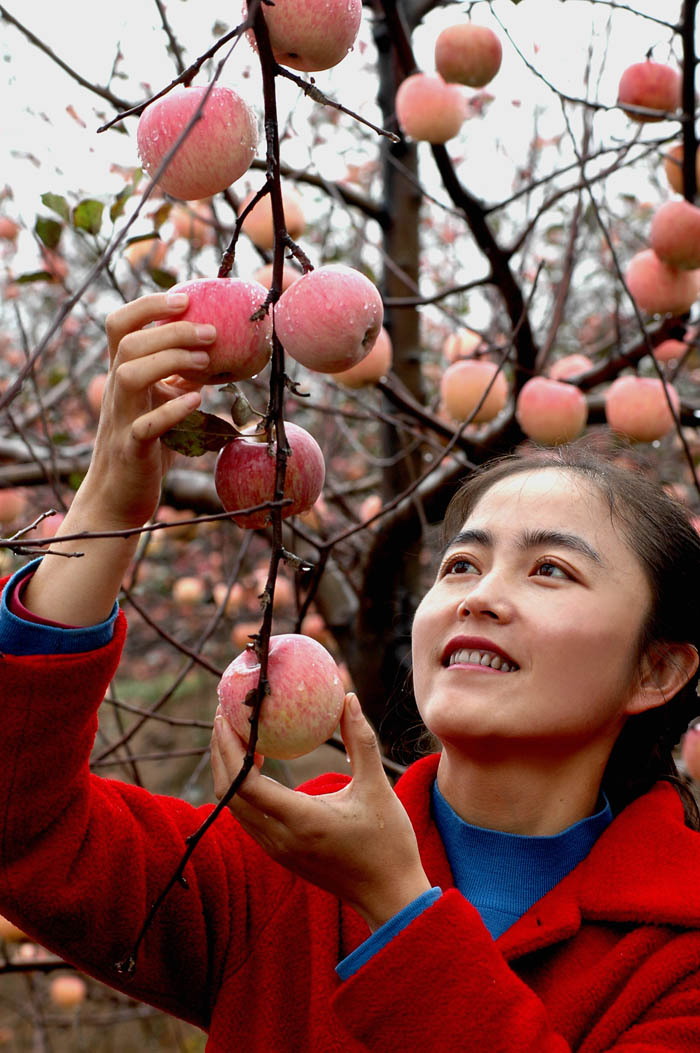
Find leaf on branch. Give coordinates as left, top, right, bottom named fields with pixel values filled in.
left=35, top=216, right=62, bottom=250
left=149, top=267, right=178, bottom=289
left=16, top=270, right=57, bottom=284
left=152, top=202, right=172, bottom=230
left=40, top=192, right=70, bottom=222
left=110, top=186, right=134, bottom=222
left=218, top=383, right=263, bottom=428
left=161, top=410, right=238, bottom=457
left=72, top=198, right=104, bottom=235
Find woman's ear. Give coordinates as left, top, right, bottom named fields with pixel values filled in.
left=625, top=642, right=699, bottom=716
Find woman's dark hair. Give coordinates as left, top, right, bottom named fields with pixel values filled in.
left=440, top=442, right=700, bottom=828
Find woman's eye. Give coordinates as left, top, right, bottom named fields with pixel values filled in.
left=532, top=561, right=569, bottom=580
left=441, top=556, right=478, bottom=576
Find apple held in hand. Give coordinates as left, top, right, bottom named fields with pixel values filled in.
left=274, top=264, right=383, bottom=373
left=217, top=633, right=345, bottom=759
left=215, top=421, right=325, bottom=528
left=162, top=278, right=272, bottom=384
left=245, top=0, right=362, bottom=72
left=137, top=85, right=258, bottom=200
left=516, top=377, right=588, bottom=445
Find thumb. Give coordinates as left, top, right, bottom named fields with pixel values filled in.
left=340, top=693, right=386, bottom=785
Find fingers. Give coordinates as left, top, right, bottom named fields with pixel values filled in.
left=340, top=693, right=387, bottom=787
left=105, top=292, right=191, bottom=360
left=116, top=321, right=216, bottom=364
left=131, top=389, right=202, bottom=443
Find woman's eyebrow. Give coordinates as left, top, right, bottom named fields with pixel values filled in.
left=441, top=527, right=605, bottom=566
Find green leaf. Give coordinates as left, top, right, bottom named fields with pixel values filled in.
left=16, top=269, right=56, bottom=284
left=72, top=198, right=104, bottom=234
left=161, top=410, right=238, bottom=457
left=110, top=186, right=133, bottom=223
left=34, top=216, right=62, bottom=250
left=152, top=202, right=172, bottom=230
left=40, top=192, right=70, bottom=221
left=149, top=267, right=178, bottom=289
left=218, top=383, right=263, bottom=428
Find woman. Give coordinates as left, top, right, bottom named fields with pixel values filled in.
left=1, top=291, right=700, bottom=1050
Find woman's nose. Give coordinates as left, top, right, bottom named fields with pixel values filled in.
left=456, top=571, right=512, bottom=622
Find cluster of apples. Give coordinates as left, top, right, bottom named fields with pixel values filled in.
left=395, top=23, right=501, bottom=144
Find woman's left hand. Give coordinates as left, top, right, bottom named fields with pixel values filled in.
left=211, top=693, right=432, bottom=932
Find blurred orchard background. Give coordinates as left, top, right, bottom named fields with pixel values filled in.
left=1, top=0, right=700, bottom=1047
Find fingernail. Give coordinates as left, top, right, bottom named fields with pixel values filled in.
left=167, top=292, right=188, bottom=308
left=348, top=693, right=362, bottom=718
left=195, top=324, right=216, bottom=342
left=214, top=714, right=224, bottom=738
left=189, top=351, right=210, bottom=366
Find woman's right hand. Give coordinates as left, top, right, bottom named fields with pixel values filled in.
left=85, top=291, right=216, bottom=531
left=21, top=292, right=216, bottom=626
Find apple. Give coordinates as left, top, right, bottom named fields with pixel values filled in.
left=0, top=488, right=28, bottom=526
left=123, top=237, right=168, bottom=270
left=650, top=200, right=700, bottom=271
left=49, top=975, right=87, bottom=1010
left=515, top=377, right=588, bottom=444
left=231, top=620, right=262, bottom=651
left=617, top=60, right=681, bottom=122
left=440, top=359, right=508, bottom=423
left=0, top=217, right=19, bottom=241
left=86, top=373, right=107, bottom=416
left=443, top=328, right=482, bottom=362
left=663, top=142, right=700, bottom=195
left=240, top=187, right=305, bottom=250
left=137, top=85, right=258, bottom=201
left=218, top=633, right=344, bottom=758
left=300, top=611, right=333, bottom=647
left=253, top=263, right=301, bottom=291
left=395, top=73, right=467, bottom=143
left=332, top=326, right=392, bottom=387
left=435, top=24, right=502, bottom=87
left=170, top=201, right=216, bottom=248
left=654, top=338, right=688, bottom=363
left=360, top=493, right=382, bottom=521
left=548, top=354, right=593, bottom=380
left=605, top=375, right=680, bottom=442
left=274, top=264, right=383, bottom=373
left=625, top=250, right=700, bottom=315
left=681, top=724, right=700, bottom=782
left=245, top=0, right=362, bottom=72
left=215, top=421, right=325, bottom=529
left=161, top=278, right=272, bottom=384
left=173, top=576, right=206, bottom=606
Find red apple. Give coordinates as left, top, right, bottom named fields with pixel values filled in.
left=440, top=359, right=508, bottom=423
left=0, top=488, right=28, bottom=526
left=161, top=278, right=272, bottom=384
left=173, top=576, right=206, bottom=606
left=0, top=217, right=19, bottom=241
left=516, top=377, right=588, bottom=445
left=443, top=328, right=482, bottom=362
left=548, top=354, right=593, bottom=380
left=214, top=421, right=325, bottom=529
left=654, top=338, right=688, bottom=363
left=617, top=60, right=681, bottom=122
left=625, top=249, right=700, bottom=315
left=681, top=724, right=700, bottom=782
left=245, top=0, right=362, bottom=72
left=217, top=633, right=345, bottom=758
left=395, top=73, right=467, bottom=143
left=435, top=24, right=502, bottom=88
left=332, top=326, right=392, bottom=387
left=253, top=263, right=301, bottom=291
left=240, top=187, right=305, bottom=250
left=650, top=200, right=700, bottom=270
left=605, top=375, right=680, bottom=442
left=49, top=975, right=87, bottom=1010
left=170, top=201, right=216, bottom=248
left=137, top=85, right=258, bottom=200
left=86, top=373, right=107, bottom=416
left=123, top=237, right=168, bottom=270
left=663, top=142, right=700, bottom=195
left=213, top=581, right=248, bottom=617
left=274, top=264, right=383, bottom=373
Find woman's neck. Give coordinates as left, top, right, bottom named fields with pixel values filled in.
left=435, top=742, right=611, bottom=836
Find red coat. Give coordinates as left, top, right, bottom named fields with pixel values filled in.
left=2, top=603, right=700, bottom=1051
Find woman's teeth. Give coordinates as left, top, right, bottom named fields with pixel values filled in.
left=448, top=648, right=516, bottom=672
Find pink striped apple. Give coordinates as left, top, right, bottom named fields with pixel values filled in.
left=605, top=375, right=680, bottom=442
left=516, top=377, right=588, bottom=445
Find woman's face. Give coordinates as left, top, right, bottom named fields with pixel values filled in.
left=412, top=468, right=654, bottom=758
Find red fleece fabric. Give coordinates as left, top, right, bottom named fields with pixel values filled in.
left=2, top=580, right=700, bottom=1050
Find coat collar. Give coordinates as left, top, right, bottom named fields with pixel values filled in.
left=395, top=754, right=700, bottom=960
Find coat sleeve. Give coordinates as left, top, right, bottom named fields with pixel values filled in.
left=0, top=600, right=297, bottom=1031
left=331, top=890, right=700, bottom=1051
